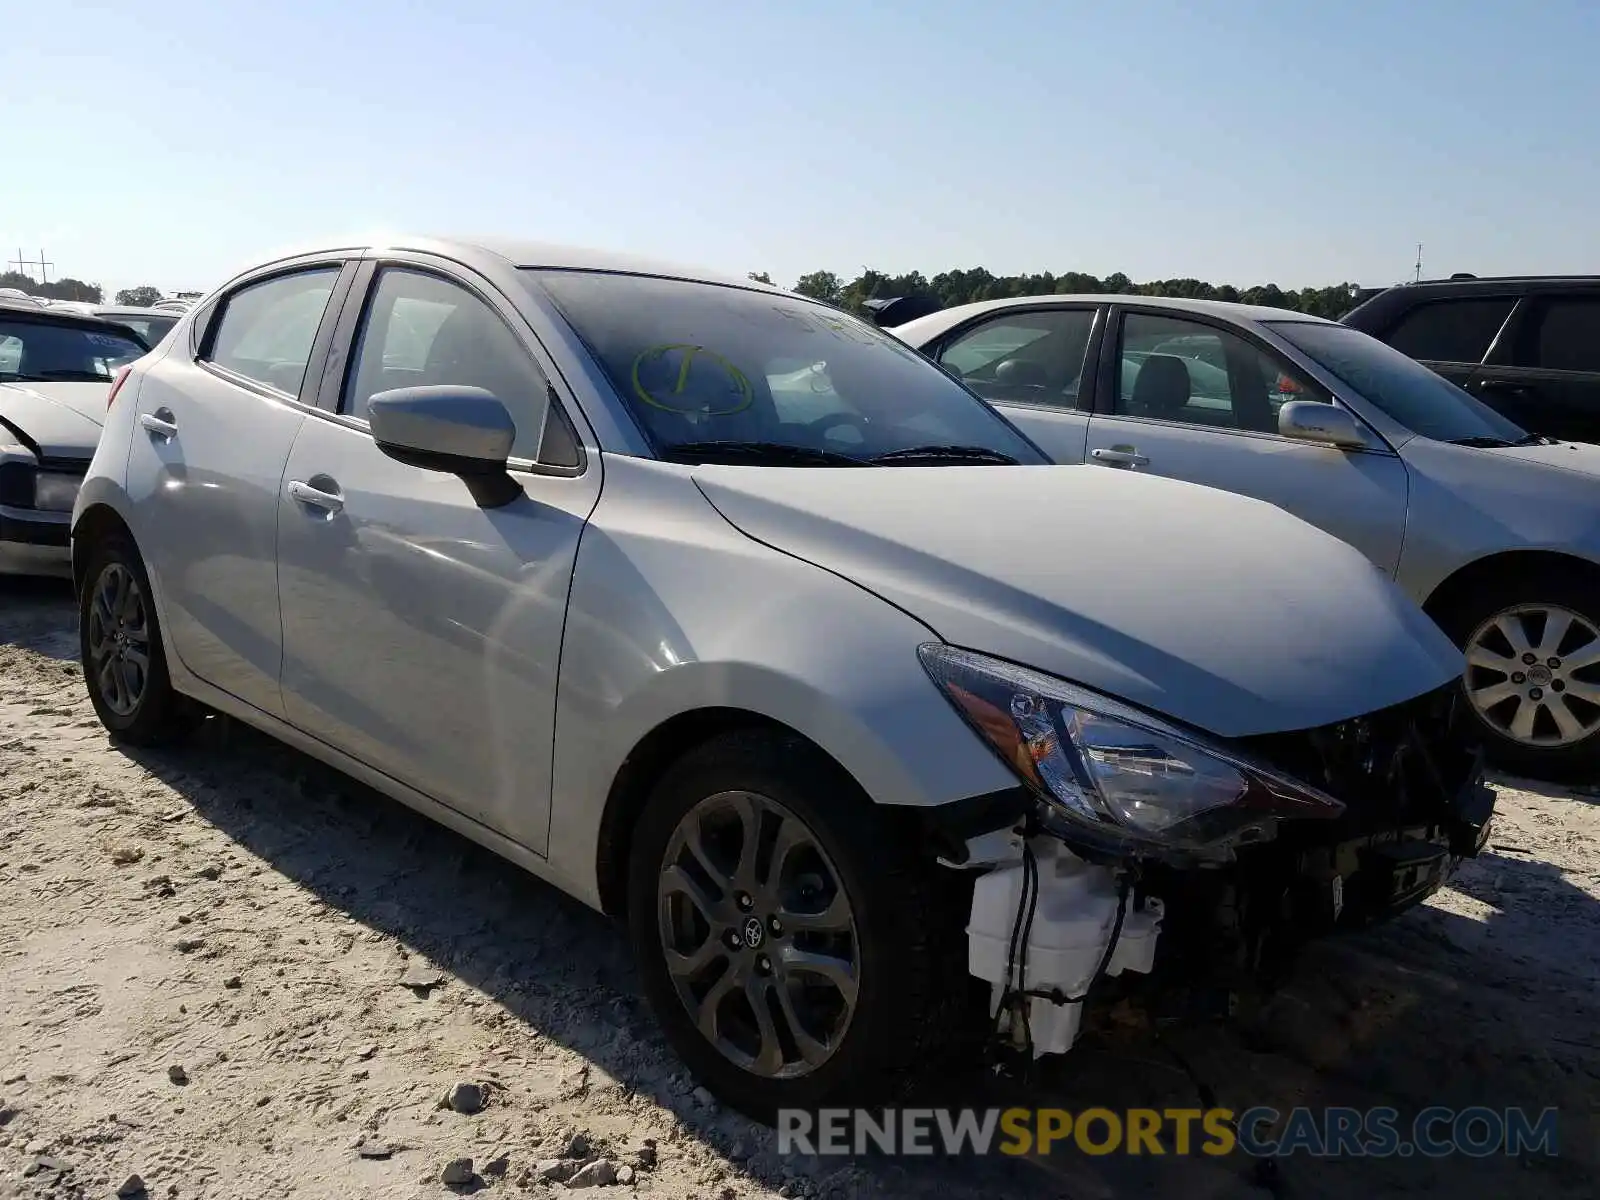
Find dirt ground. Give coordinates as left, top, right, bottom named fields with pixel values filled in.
left=1, top=576, right=1596, bottom=1200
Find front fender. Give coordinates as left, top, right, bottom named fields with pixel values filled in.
left=545, top=456, right=1016, bottom=907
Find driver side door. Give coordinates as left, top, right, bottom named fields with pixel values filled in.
left=1084, top=307, right=1410, bottom=573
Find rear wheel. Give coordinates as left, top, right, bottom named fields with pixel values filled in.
left=1437, top=569, right=1600, bottom=781
left=627, top=730, right=971, bottom=1120
left=79, top=534, right=195, bottom=745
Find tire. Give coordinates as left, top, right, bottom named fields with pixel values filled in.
left=627, top=730, right=973, bottom=1122
left=1435, top=567, right=1600, bottom=781
left=78, top=532, right=196, bottom=746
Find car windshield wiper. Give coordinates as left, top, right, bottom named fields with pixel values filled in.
left=1447, top=436, right=1517, bottom=448
left=1512, top=433, right=1557, bottom=446
left=6, top=369, right=116, bottom=383
left=660, top=440, right=869, bottom=467
left=870, top=444, right=1021, bottom=465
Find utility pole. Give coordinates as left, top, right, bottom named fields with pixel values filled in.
left=7, top=249, right=54, bottom=284
left=1414, top=243, right=1423, bottom=284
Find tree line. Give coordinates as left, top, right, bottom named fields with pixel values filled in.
left=750, top=267, right=1365, bottom=321
left=0, top=272, right=168, bottom=307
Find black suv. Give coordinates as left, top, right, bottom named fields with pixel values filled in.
left=1342, top=275, right=1600, bottom=444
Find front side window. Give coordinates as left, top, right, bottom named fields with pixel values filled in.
left=1385, top=298, right=1514, bottom=364
left=344, top=268, right=562, bottom=464
left=1115, top=313, right=1325, bottom=435
left=206, top=269, right=340, bottom=395
left=0, top=318, right=146, bottom=383
left=938, top=309, right=1095, bottom=409
left=528, top=270, right=1044, bottom=465
left=1519, top=296, right=1600, bottom=373
left=1270, top=320, right=1529, bottom=445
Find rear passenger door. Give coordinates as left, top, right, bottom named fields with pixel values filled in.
left=125, top=257, right=357, bottom=718
left=927, top=305, right=1100, bottom=464
left=1471, top=292, right=1600, bottom=444
left=1380, top=294, right=1516, bottom=391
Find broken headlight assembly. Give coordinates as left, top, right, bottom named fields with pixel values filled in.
left=920, top=644, right=1346, bottom=862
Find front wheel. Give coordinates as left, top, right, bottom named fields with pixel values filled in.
left=79, top=533, right=195, bottom=746
left=1438, top=569, right=1600, bottom=781
left=627, top=731, right=971, bottom=1121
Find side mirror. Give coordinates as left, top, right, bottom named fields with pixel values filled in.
left=1278, top=400, right=1367, bottom=449
left=368, top=385, right=522, bottom=508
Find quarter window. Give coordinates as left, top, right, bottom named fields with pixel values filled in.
left=1521, top=296, right=1600, bottom=373
left=1115, top=313, right=1326, bottom=435
left=938, top=310, right=1095, bottom=408
left=1385, top=298, right=1514, bottom=364
left=344, top=268, right=568, bottom=466
left=205, top=269, right=341, bottom=395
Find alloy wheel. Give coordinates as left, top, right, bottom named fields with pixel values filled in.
left=656, top=790, right=859, bottom=1080
left=86, top=563, right=151, bottom=718
left=1464, top=603, right=1600, bottom=747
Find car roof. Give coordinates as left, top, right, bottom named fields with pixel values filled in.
left=892, top=293, right=1335, bottom=346
left=242, top=234, right=789, bottom=296
left=0, top=299, right=147, bottom=336
left=94, top=305, right=180, bottom=317
left=1365, top=276, right=1600, bottom=298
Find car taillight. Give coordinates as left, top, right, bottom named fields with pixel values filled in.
left=106, top=365, right=133, bottom=410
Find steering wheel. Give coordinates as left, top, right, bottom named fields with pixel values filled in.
left=804, top=412, right=870, bottom=438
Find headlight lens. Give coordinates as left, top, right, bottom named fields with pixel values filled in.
left=32, top=472, right=82, bottom=513
left=920, top=644, right=1344, bottom=859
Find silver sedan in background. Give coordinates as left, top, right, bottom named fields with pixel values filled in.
left=898, top=296, right=1600, bottom=780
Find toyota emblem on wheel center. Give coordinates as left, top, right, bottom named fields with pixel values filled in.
left=742, top=916, right=766, bottom=949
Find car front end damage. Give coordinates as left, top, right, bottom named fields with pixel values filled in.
left=919, top=645, right=1495, bottom=1059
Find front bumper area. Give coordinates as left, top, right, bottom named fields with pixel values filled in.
left=957, top=683, right=1495, bottom=1057
left=0, top=503, right=72, bottom=577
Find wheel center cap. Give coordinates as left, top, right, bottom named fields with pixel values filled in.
left=1529, top=664, right=1553, bottom=686
left=741, top=916, right=765, bottom=949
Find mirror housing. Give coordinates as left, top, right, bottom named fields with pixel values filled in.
left=368, top=385, right=522, bottom=508
left=1278, top=400, right=1367, bottom=449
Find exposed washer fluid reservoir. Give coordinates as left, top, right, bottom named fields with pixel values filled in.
left=967, top=838, right=1163, bottom=1056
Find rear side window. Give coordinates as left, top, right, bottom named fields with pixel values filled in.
left=1384, top=298, right=1513, bottom=364
left=938, top=309, right=1096, bottom=409
left=205, top=269, right=340, bottom=395
left=1519, top=296, right=1600, bottom=373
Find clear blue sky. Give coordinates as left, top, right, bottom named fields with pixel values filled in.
left=6, top=0, right=1598, bottom=299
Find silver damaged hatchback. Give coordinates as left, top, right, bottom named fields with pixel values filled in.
left=71, top=237, right=1494, bottom=1119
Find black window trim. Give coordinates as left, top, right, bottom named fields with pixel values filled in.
left=925, top=302, right=1107, bottom=415
left=1095, top=303, right=1394, bottom=454
left=312, top=255, right=589, bottom=480
left=193, top=259, right=359, bottom=409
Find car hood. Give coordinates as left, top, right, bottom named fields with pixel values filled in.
left=1491, top=439, right=1600, bottom=479
left=692, top=465, right=1463, bottom=739
left=0, top=382, right=106, bottom=457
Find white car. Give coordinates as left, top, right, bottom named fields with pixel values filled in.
left=71, top=238, right=1490, bottom=1116
left=1, top=301, right=148, bottom=575
left=897, top=295, right=1600, bottom=781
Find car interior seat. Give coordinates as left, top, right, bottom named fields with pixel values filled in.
left=1130, top=354, right=1192, bottom=420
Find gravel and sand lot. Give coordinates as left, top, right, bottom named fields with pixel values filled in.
left=1, top=577, right=1596, bottom=1200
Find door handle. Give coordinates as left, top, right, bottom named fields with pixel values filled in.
left=1478, top=379, right=1531, bottom=395
left=287, top=479, right=345, bottom=514
left=139, top=410, right=177, bottom=439
left=1091, top=447, right=1150, bottom=468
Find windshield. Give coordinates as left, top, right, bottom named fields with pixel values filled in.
left=0, top=319, right=147, bottom=382
left=1269, top=320, right=1529, bottom=445
left=528, top=270, right=1045, bottom=465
